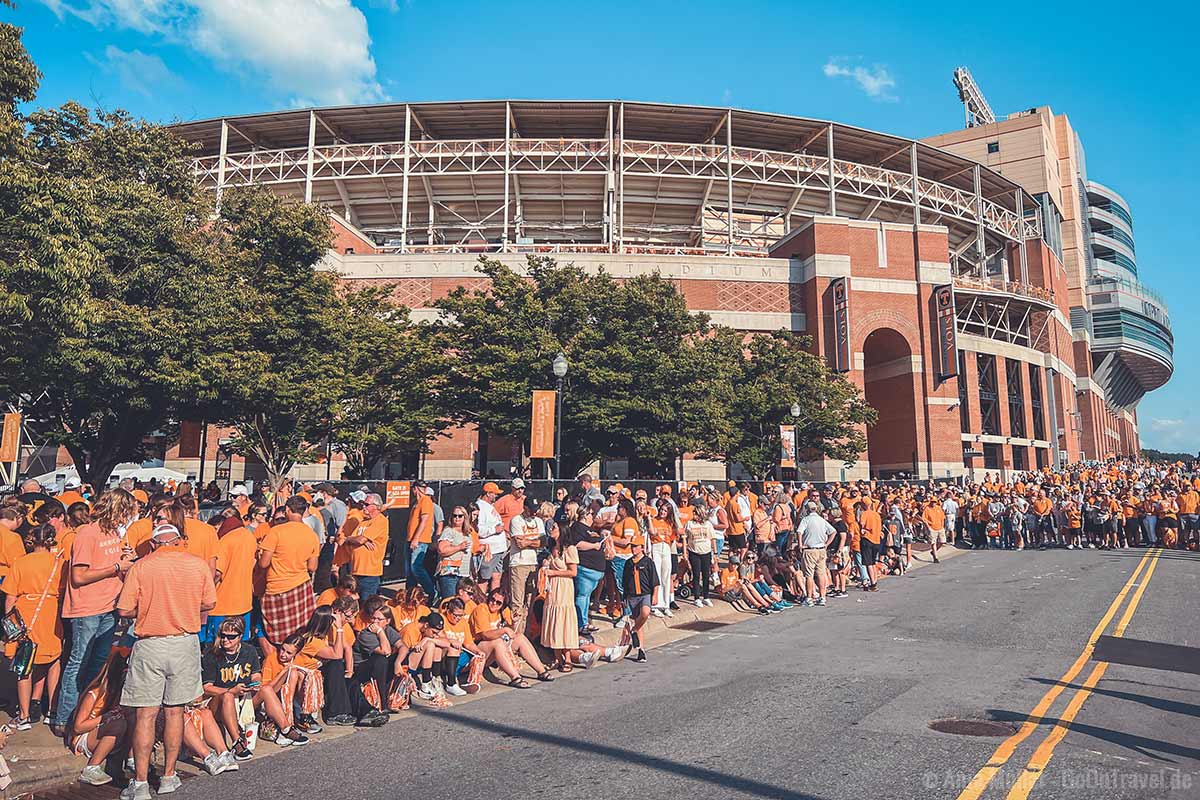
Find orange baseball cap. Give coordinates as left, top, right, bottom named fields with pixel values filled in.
left=483, top=482, right=501, bottom=494
left=132, top=489, right=149, bottom=504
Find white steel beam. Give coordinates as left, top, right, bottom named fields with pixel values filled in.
left=400, top=106, right=411, bottom=249
left=304, top=111, right=316, bottom=203
left=503, top=101, right=511, bottom=244
left=1016, top=189, right=1028, bottom=283
left=725, top=111, right=734, bottom=255
left=783, top=186, right=806, bottom=232
left=224, top=121, right=272, bottom=149
left=826, top=125, right=836, bottom=216
left=909, top=142, right=920, bottom=225
left=618, top=102, right=625, bottom=249
left=422, top=176, right=435, bottom=244
left=216, top=119, right=228, bottom=213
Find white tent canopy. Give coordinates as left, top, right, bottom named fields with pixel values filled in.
left=31, top=463, right=187, bottom=488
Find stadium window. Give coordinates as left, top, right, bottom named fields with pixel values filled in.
left=986, top=142, right=1000, bottom=154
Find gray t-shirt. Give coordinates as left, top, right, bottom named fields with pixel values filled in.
left=353, top=625, right=401, bottom=667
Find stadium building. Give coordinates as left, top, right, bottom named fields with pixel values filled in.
left=165, top=92, right=1172, bottom=483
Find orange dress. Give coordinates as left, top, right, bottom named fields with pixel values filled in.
left=4, top=550, right=65, bottom=664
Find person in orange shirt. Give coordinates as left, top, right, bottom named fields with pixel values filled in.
left=257, top=497, right=320, bottom=645
left=1179, top=485, right=1200, bottom=549
left=857, top=500, right=882, bottom=591
left=405, top=483, right=436, bottom=597
left=178, top=495, right=218, bottom=574
left=207, top=514, right=257, bottom=645
left=345, top=494, right=390, bottom=599
left=466, top=590, right=553, bottom=687
left=921, top=500, right=946, bottom=563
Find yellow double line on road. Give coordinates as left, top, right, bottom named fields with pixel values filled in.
left=956, top=547, right=1164, bottom=800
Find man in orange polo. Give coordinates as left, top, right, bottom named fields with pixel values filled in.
left=858, top=500, right=882, bottom=591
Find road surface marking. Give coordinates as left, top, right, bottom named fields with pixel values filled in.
left=1003, top=548, right=1162, bottom=800
left=954, top=547, right=1157, bottom=800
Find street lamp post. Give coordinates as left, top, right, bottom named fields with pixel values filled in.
left=552, top=352, right=568, bottom=479
left=790, top=402, right=801, bottom=479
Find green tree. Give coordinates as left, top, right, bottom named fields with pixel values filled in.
left=334, top=287, right=451, bottom=479
left=433, top=256, right=731, bottom=475
left=716, top=330, right=876, bottom=478
left=0, top=19, right=237, bottom=486
left=206, top=186, right=347, bottom=492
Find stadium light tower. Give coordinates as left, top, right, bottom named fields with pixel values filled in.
left=953, top=67, right=996, bottom=128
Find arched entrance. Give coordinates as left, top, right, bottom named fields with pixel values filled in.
left=862, top=328, right=919, bottom=479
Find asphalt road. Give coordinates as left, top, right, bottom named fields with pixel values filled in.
left=175, top=547, right=1200, bottom=800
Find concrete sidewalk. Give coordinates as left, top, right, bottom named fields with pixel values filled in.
left=1, top=542, right=966, bottom=796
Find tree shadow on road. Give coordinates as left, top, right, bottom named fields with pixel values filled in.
left=411, top=707, right=830, bottom=800
left=987, top=707, right=1200, bottom=764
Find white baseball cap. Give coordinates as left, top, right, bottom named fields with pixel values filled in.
left=511, top=478, right=526, bottom=489
left=229, top=485, right=249, bottom=497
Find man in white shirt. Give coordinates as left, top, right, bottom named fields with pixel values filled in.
left=506, top=499, right=542, bottom=629
left=475, top=482, right=506, bottom=591
left=796, top=502, right=836, bottom=606
left=942, top=492, right=960, bottom=547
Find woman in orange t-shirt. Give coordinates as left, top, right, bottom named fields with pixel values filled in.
left=4, top=523, right=64, bottom=729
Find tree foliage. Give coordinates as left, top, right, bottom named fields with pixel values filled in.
left=433, top=257, right=736, bottom=475
left=712, top=330, right=877, bottom=478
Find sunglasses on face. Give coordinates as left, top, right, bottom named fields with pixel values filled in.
left=452, top=513, right=465, bottom=518
left=218, top=632, right=240, bottom=640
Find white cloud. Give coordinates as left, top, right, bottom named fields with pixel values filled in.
left=822, top=58, right=898, bottom=102
left=367, top=0, right=400, bottom=11
left=86, top=45, right=178, bottom=97
left=1144, top=418, right=1198, bottom=453
left=37, top=0, right=385, bottom=106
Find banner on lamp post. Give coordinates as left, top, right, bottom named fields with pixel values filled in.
left=934, top=284, right=958, bottom=379
left=530, top=390, right=557, bottom=460
left=780, top=424, right=796, bottom=468
left=0, top=413, right=20, bottom=463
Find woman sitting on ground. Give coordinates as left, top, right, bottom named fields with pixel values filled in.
left=295, top=605, right=359, bottom=726
left=397, top=610, right=462, bottom=699
left=254, top=634, right=313, bottom=745
left=72, top=649, right=131, bottom=786
left=316, top=574, right=358, bottom=609
left=389, top=585, right=431, bottom=631
left=716, top=556, right=774, bottom=614
left=467, top=590, right=555, bottom=686
left=200, top=616, right=262, bottom=761
left=352, top=595, right=403, bottom=716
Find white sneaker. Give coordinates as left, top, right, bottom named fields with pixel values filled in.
left=415, top=684, right=436, bottom=700
left=650, top=607, right=664, bottom=617
left=157, top=774, right=183, bottom=795
left=445, top=684, right=467, bottom=697
left=664, top=608, right=674, bottom=618
left=1087, top=543, right=1096, bottom=549
left=79, top=765, right=113, bottom=786
left=614, top=617, right=627, bottom=628
left=694, top=598, right=704, bottom=607
left=218, top=750, right=239, bottom=772
left=704, top=598, right=714, bottom=607
left=203, top=751, right=228, bottom=776
left=120, top=779, right=152, bottom=800
left=1066, top=544, right=1074, bottom=550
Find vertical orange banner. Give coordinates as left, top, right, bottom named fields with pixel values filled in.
left=779, top=424, right=796, bottom=468
left=0, top=413, right=20, bottom=463
left=530, top=390, right=557, bottom=459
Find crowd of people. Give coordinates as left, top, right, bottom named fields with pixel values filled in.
left=0, top=457, right=1194, bottom=798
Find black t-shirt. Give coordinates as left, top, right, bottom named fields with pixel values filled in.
left=201, top=644, right=261, bottom=688
left=569, top=521, right=607, bottom=573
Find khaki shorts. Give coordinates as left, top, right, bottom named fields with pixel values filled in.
left=800, top=548, right=829, bottom=580
left=121, top=634, right=203, bottom=708
left=928, top=527, right=946, bottom=545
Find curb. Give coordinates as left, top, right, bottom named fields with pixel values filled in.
left=7, top=544, right=970, bottom=795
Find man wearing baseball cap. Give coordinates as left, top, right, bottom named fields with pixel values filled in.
left=117, top=523, right=219, bottom=798
left=406, top=481, right=436, bottom=596
left=475, top=483, right=506, bottom=591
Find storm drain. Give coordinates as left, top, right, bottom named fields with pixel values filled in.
left=928, top=718, right=1017, bottom=737
left=674, top=620, right=730, bottom=632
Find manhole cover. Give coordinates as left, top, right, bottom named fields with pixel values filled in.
left=928, top=718, right=1017, bottom=737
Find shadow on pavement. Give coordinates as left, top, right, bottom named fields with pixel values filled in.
left=412, top=707, right=830, bottom=800
left=1029, top=677, right=1200, bottom=719
left=988, top=707, right=1200, bottom=764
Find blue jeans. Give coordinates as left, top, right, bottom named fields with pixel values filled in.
left=608, top=556, right=629, bottom=603
left=355, top=575, right=381, bottom=599
left=775, top=530, right=791, bottom=554
left=436, top=573, right=460, bottom=604
left=573, top=565, right=605, bottom=630
left=407, top=542, right=434, bottom=596
left=53, top=610, right=117, bottom=726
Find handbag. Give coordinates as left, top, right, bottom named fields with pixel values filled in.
left=10, top=552, right=64, bottom=677
left=1, top=607, right=26, bottom=643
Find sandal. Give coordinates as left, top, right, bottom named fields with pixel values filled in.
left=558, top=663, right=573, bottom=673
left=536, top=670, right=555, bottom=682
left=507, top=677, right=532, bottom=689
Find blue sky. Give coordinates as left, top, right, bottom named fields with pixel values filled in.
left=9, top=0, right=1198, bottom=451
